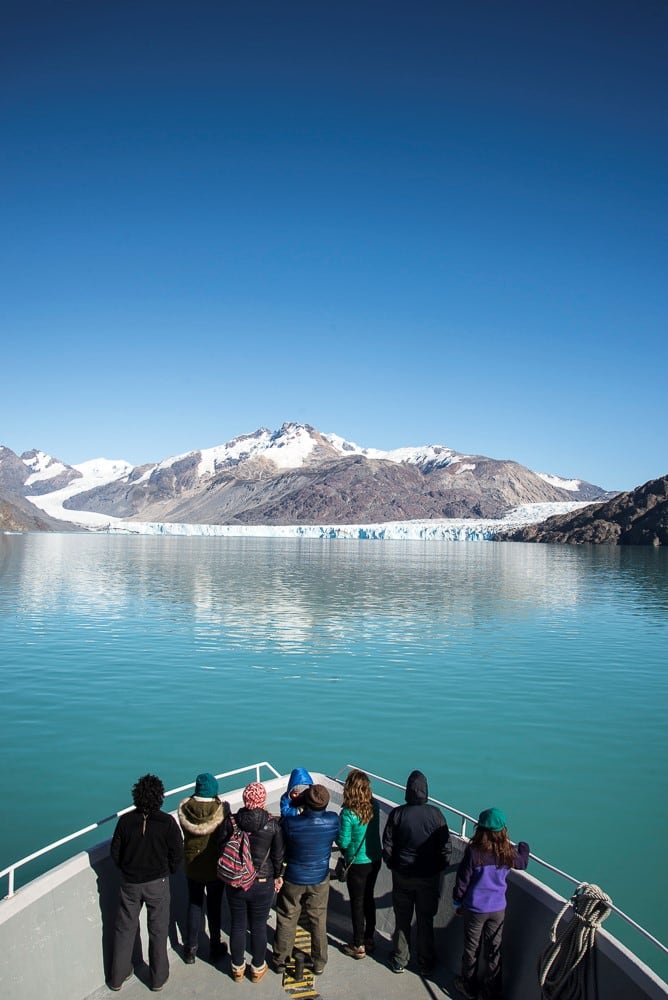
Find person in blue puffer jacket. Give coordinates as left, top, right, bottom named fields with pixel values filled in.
left=279, top=767, right=314, bottom=817
left=273, top=784, right=339, bottom=976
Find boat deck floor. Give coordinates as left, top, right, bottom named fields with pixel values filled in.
left=86, top=911, right=460, bottom=1000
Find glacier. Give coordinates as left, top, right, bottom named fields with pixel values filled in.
left=104, top=502, right=590, bottom=542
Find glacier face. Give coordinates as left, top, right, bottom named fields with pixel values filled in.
left=105, top=502, right=591, bottom=541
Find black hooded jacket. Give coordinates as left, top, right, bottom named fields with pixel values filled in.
left=382, top=770, right=451, bottom=877
left=221, top=807, right=285, bottom=879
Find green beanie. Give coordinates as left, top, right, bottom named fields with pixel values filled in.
left=478, top=807, right=507, bottom=831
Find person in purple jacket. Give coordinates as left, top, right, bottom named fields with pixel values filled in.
left=452, top=807, right=529, bottom=1000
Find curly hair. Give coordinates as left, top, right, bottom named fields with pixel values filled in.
left=342, top=769, right=373, bottom=826
left=132, top=774, right=165, bottom=815
left=469, top=825, right=516, bottom=869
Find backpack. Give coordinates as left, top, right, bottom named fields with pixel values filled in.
left=216, top=818, right=257, bottom=891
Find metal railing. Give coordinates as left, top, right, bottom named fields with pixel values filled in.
left=0, top=761, right=281, bottom=899
left=334, top=764, right=668, bottom=960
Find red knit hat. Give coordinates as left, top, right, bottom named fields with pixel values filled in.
left=243, top=782, right=267, bottom=809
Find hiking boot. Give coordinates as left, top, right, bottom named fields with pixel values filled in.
left=341, top=943, right=366, bottom=959
left=183, top=947, right=196, bottom=965
left=231, top=963, right=246, bottom=982
left=250, top=962, right=268, bottom=983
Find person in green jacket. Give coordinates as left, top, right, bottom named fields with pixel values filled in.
left=336, top=769, right=382, bottom=959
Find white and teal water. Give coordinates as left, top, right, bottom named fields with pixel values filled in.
left=1, top=533, right=666, bottom=977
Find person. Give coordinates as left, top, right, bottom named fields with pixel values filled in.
left=382, top=769, right=451, bottom=975
left=273, top=784, right=339, bottom=976
left=177, top=771, right=228, bottom=964
left=452, top=807, right=530, bottom=1000
left=280, top=767, right=314, bottom=817
left=226, top=782, right=285, bottom=983
left=109, top=773, right=183, bottom=992
left=336, top=769, right=382, bottom=959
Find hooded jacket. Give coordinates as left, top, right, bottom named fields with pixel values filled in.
left=280, top=768, right=314, bottom=818
left=234, top=807, right=285, bottom=879
left=382, top=770, right=451, bottom=878
left=178, top=796, right=227, bottom=883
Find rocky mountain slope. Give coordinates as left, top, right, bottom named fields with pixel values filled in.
left=1, top=424, right=614, bottom=530
left=502, top=475, right=667, bottom=545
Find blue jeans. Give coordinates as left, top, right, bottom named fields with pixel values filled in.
left=228, top=877, right=276, bottom=968
left=186, top=877, right=224, bottom=951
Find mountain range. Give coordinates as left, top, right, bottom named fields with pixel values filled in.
left=0, top=423, right=613, bottom=532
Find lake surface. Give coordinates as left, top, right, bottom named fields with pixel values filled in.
left=1, top=533, right=666, bottom=976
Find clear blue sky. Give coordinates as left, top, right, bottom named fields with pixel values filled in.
left=1, top=1, right=666, bottom=491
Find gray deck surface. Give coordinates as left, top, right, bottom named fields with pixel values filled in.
left=87, top=914, right=459, bottom=1000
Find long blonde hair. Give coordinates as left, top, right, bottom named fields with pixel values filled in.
left=343, top=769, right=373, bottom=826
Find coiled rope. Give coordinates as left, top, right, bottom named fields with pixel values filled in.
left=538, top=882, right=614, bottom=1000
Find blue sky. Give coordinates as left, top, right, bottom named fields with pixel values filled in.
left=1, top=1, right=666, bottom=491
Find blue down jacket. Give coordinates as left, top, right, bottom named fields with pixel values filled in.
left=281, top=807, right=339, bottom=885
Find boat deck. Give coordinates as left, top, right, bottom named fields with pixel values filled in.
left=86, top=908, right=460, bottom=1000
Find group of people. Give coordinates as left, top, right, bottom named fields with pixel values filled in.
left=108, top=767, right=528, bottom=999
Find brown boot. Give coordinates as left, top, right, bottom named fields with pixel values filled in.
left=250, top=962, right=268, bottom=983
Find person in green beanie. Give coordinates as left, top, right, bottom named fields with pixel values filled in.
left=452, top=807, right=529, bottom=1000
left=178, top=772, right=230, bottom=964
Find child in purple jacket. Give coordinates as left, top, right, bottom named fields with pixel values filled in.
left=452, top=808, right=529, bottom=1000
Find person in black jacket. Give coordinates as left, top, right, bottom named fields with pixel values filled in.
left=381, top=770, right=451, bottom=976
left=109, top=773, right=183, bottom=992
left=225, top=782, right=285, bottom=983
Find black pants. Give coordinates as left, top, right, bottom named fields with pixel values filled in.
left=228, top=877, right=276, bottom=969
left=186, top=877, right=224, bottom=951
left=460, top=908, right=505, bottom=993
left=346, top=860, right=381, bottom=947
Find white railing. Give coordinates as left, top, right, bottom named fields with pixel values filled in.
left=334, top=764, right=668, bottom=961
left=0, top=761, right=281, bottom=899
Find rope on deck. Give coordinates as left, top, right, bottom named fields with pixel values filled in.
left=538, top=882, right=613, bottom=999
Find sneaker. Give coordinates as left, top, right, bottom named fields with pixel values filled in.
left=231, top=964, right=246, bottom=982
left=454, top=975, right=477, bottom=999
left=364, top=935, right=375, bottom=953
left=183, top=946, right=197, bottom=965
left=272, top=956, right=286, bottom=974
left=312, top=963, right=326, bottom=976
left=389, top=957, right=405, bottom=974
left=341, top=943, right=366, bottom=959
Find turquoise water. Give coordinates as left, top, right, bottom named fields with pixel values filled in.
left=1, top=533, right=666, bottom=976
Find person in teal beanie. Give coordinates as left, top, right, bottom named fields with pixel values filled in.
left=178, top=772, right=229, bottom=964
left=453, top=807, right=529, bottom=1000
left=336, top=769, right=382, bottom=959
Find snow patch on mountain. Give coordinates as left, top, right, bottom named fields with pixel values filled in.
left=23, top=451, right=69, bottom=486
left=536, top=472, right=581, bottom=492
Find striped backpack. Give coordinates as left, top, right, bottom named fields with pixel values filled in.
left=216, top=818, right=257, bottom=891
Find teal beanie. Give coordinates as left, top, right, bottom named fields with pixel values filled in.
left=195, top=772, right=218, bottom=797
left=478, top=807, right=507, bottom=831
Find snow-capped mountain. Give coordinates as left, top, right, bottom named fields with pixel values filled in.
left=0, top=423, right=614, bottom=531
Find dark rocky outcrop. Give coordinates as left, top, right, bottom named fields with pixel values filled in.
left=501, top=475, right=668, bottom=546
left=0, top=494, right=78, bottom=532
